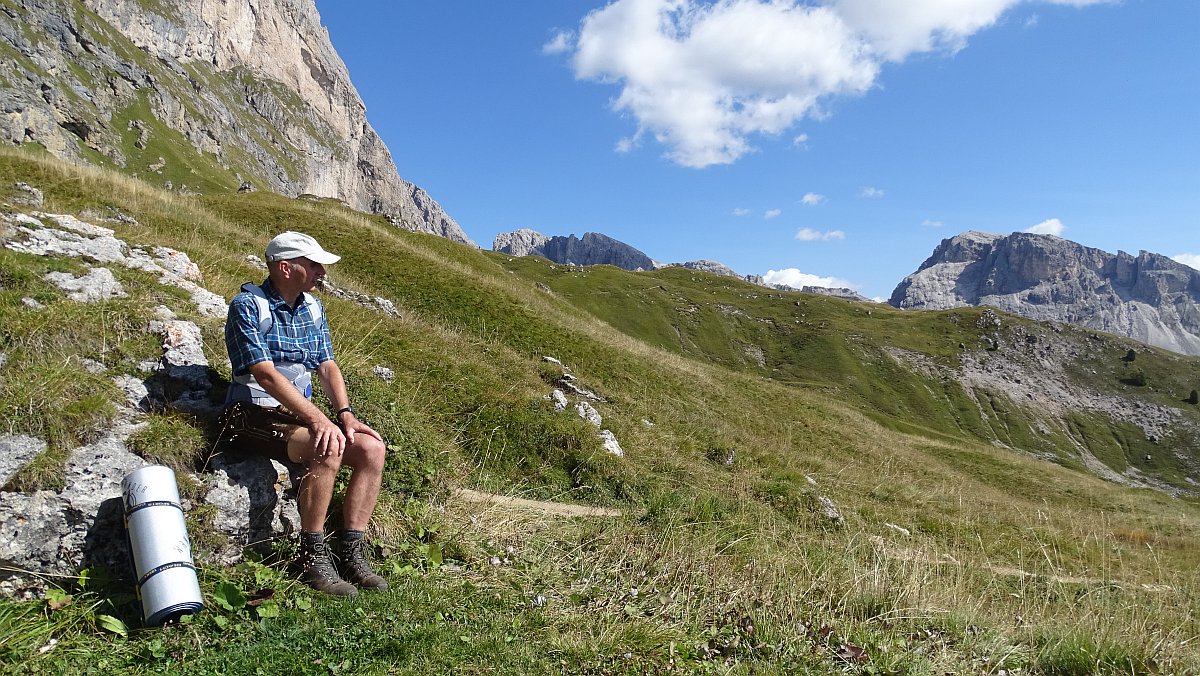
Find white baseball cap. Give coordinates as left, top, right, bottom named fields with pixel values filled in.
left=265, top=231, right=341, bottom=265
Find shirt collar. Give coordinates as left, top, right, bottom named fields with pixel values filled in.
left=261, top=278, right=308, bottom=312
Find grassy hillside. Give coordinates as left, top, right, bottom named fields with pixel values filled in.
left=1, top=148, right=1198, bottom=674
left=494, top=254, right=1200, bottom=491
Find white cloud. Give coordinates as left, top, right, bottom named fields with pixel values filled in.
left=795, top=227, right=845, bottom=241
left=921, top=218, right=944, bottom=228
left=1173, top=254, right=1200, bottom=271
left=764, top=268, right=856, bottom=289
left=859, top=186, right=884, bottom=198
left=793, top=133, right=809, bottom=146
left=733, top=207, right=751, bottom=216
left=765, top=208, right=783, bottom=219
left=565, top=0, right=1108, bottom=168
left=1024, top=218, right=1065, bottom=236
left=800, top=192, right=826, bottom=206
left=543, top=30, right=574, bottom=55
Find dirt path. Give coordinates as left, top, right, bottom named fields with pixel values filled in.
left=868, top=536, right=1173, bottom=592
left=453, top=489, right=623, bottom=518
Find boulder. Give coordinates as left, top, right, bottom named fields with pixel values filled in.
left=204, top=453, right=302, bottom=564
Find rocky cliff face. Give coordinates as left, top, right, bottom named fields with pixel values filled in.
left=493, top=229, right=655, bottom=270
left=0, top=0, right=473, bottom=245
left=890, top=231, right=1200, bottom=355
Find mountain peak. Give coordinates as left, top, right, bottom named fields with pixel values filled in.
left=892, top=231, right=1200, bottom=355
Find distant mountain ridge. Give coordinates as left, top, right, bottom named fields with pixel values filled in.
left=890, top=231, right=1200, bottom=356
left=493, top=228, right=875, bottom=301
left=494, top=229, right=655, bottom=270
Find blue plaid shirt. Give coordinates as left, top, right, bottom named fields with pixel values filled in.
left=225, top=279, right=334, bottom=378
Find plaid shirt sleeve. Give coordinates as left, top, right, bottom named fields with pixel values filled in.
left=225, top=292, right=271, bottom=376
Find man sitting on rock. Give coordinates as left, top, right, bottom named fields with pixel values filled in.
left=220, top=231, right=387, bottom=597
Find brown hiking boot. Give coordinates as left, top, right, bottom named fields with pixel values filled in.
left=296, top=538, right=358, bottom=598
left=339, top=537, right=388, bottom=591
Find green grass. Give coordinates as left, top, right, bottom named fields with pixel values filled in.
left=2, top=148, right=1199, bottom=673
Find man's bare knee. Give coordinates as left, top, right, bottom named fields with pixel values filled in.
left=346, top=436, right=386, bottom=473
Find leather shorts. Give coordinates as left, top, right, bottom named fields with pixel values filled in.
left=217, top=400, right=304, bottom=464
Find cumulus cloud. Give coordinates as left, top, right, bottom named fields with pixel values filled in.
left=764, top=268, right=856, bottom=289
left=563, top=0, right=1108, bottom=167
left=800, top=192, right=826, bottom=206
left=765, top=208, right=783, bottom=219
left=1025, top=218, right=1065, bottom=236
left=859, top=186, right=884, bottom=198
left=543, top=30, right=574, bottom=55
left=1173, top=254, right=1200, bottom=271
left=733, top=207, right=751, bottom=216
left=795, top=227, right=845, bottom=241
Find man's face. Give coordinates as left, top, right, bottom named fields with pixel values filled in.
left=288, top=257, right=326, bottom=291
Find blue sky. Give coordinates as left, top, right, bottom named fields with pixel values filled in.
left=313, top=0, right=1198, bottom=301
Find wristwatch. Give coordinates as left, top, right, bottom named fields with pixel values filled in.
left=334, top=406, right=354, bottom=421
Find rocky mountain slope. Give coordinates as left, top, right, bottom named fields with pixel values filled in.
left=890, top=231, right=1200, bottom=356
left=0, top=0, right=473, bottom=245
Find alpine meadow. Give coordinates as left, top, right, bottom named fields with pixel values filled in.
left=1, top=148, right=1198, bottom=674
left=2, top=0, right=1200, bottom=673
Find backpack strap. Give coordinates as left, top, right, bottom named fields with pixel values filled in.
left=240, top=282, right=273, bottom=334
left=239, top=283, right=323, bottom=335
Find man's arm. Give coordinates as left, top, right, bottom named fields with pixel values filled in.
left=247, top=361, right=347, bottom=458
left=316, top=360, right=383, bottom=446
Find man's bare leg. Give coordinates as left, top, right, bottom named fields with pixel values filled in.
left=339, top=435, right=386, bottom=531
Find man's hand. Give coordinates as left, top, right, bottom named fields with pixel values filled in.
left=338, top=413, right=383, bottom=447
left=310, top=416, right=347, bottom=459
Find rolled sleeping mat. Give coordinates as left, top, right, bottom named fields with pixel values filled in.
left=121, top=465, right=204, bottom=626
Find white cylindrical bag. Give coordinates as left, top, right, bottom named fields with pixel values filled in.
left=122, top=465, right=204, bottom=626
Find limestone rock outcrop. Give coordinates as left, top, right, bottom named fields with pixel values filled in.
left=890, top=231, right=1200, bottom=356
left=661, top=259, right=742, bottom=278
left=493, top=229, right=551, bottom=258
left=0, top=0, right=473, bottom=245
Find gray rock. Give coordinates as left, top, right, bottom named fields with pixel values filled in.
left=11, top=182, right=44, bottom=208
left=599, top=430, right=624, bottom=457
left=0, top=435, right=47, bottom=486
left=0, top=491, right=73, bottom=597
left=1, top=431, right=155, bottom=587
left=6, top=213, right=127, bottom=263
left=890, top=231, right=1200, bottom=356
left=575, top=401, right=602, bottom=428
left=204, top=454, right=301, bottom=564
left=45, top=267, right=127, bottom=302
left=372, top=365, right=395, bottom=382
left=550, top=389, right=568, bottom=412
left=113, top=374, right=151, bottom=411
left=816, top=495, right=844, bottom=526
left=20, top=297, right=44, bottom=310
left=149, top=320, right=208, bottom=369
